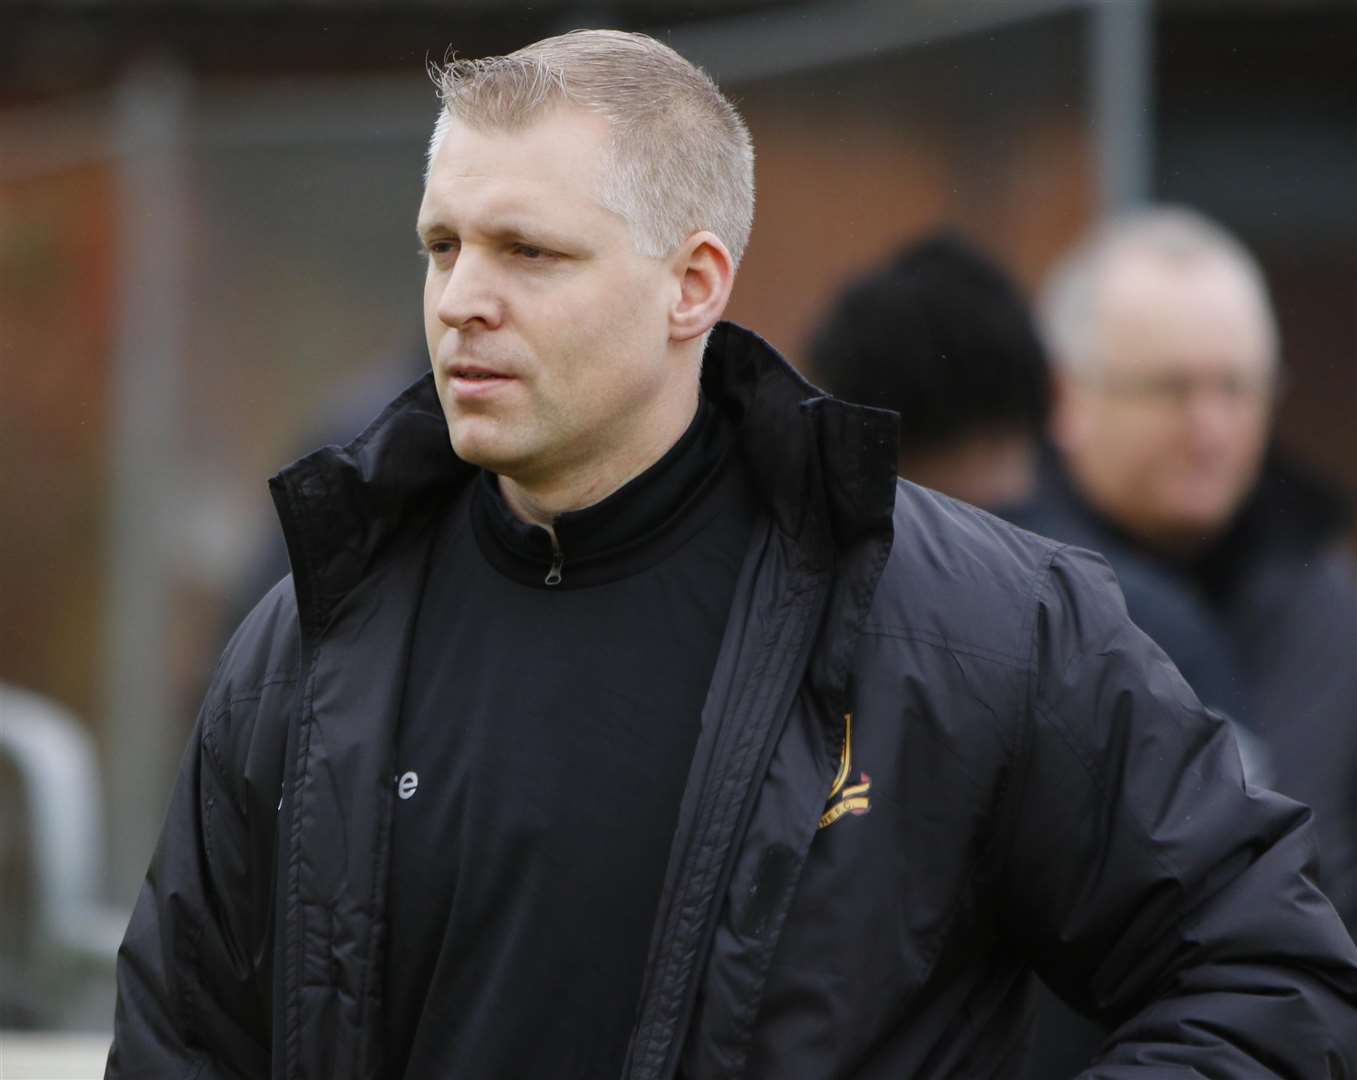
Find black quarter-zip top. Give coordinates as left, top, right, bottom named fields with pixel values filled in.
left=382, top=390, right=759, bottom=1079
left=471, top=392, right=735, bottom=589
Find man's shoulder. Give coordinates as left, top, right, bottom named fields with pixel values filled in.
left=891, top=475, right=1061, bottom=553
left=206, top=576, right=302, bottom=727
left=1001, top=471, right=1239, bottom=673
left=866, top=479, right=1072, bottom=664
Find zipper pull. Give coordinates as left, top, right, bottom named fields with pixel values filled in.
left=544, top=536, right=564, bottom=586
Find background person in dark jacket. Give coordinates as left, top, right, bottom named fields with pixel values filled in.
left=1005, top=205, right=1357, bottom=1077
left=806, top=231, right=1050, bottom=510
left=107, top=32, right=1357, bottom=1080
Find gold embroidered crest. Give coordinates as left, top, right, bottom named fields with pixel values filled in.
left=819, top=712, right=872, bottom=829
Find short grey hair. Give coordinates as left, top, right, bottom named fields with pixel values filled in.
left=1039, top=205, right=1279, bottom=378
left=426, top=29, right=755, bottom=268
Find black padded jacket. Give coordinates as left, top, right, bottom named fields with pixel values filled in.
left=108, top=322, right=1357, bottom=1079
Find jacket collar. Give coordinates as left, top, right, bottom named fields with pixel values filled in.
left=269, top=321, right=900, bottom=631
left=699, top=322, right=899, bottom=555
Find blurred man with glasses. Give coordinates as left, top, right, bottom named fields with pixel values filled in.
left=1040, top=208, right=1280, bottom=563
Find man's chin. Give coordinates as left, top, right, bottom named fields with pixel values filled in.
left=449, top=439, right=498, bottom=471
left=447, top=430, right=524, bottom=477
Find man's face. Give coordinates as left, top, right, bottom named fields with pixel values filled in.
left=418, top=107, right=681, bottom=493
left=1054, top=253, right=1276, bottom=553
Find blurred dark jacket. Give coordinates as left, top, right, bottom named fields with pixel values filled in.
left=108, top=326, right=1357, bottom=1079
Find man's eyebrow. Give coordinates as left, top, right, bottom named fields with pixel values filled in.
left=417, top=215, right=577, bottom=250
left=485, top=220, right=578, bottom=250
left=416, top=219, right=453, bottom=241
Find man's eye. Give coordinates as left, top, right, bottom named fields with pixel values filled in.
left=514, top=244, right=552, bottom=260
left=418, top=238, right=458, bottom=260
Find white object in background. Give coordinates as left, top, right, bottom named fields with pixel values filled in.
left=0, top=684, right=127, bottom=963
left=0, top=1031, right=111, bottom=1079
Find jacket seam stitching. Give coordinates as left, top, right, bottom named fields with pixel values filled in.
left=284, top=657, right=317, bottom=1077
left=201, top=676, right=298, bottom=823
left=858, top=625, right=1028, bottom=669
left=183, top=901, right=208, bottom=1077
left=993, top=545, right=1063, bottom=885
left=282, top=473, right=322, bottom=1080
left=905, top=547, right=1061, bottom=1017
left=720, top=579, right=824, bottom=1076
left=1027, top=699, right=1184, bottom=890
left=1024, top=548, right=1187, bottom=887
left=647, top=660, right=768, bottom=1067
left=202, top=675, right=297, bottom=743
left=638, top=562, right=811, bottom=1074
left=355, top=738, right=395, bottom=1070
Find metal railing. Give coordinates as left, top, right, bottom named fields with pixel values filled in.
left=0, top=685, right=126, bottom=1031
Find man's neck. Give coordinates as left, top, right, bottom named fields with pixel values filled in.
left=498, top=388, right=701, bottom=535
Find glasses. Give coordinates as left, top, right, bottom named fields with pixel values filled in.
left=1090, top=370, right=1282, bottom=410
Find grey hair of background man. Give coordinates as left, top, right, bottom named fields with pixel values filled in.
left=1039, top=205, right=1280, bottom=379
left=425, top=29, right=755, bottom=269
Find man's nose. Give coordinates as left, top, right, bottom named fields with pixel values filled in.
left=435, top=249, right=503, bottom=330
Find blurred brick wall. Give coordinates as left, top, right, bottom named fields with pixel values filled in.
left=0, top=166, right=115, bottom=723
left=724, top=13, right=1093, bottom=372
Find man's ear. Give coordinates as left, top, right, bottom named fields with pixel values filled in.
left=667, top=230, right=734, bottom=343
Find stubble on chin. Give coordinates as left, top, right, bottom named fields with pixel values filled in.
left=445, top=408, right=535, bottom=479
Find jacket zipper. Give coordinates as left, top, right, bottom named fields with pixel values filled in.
left=545, top=532, right=564, bottom=586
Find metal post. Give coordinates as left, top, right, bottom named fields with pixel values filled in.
left=103, top=60, right=190, bottom=906
left=661, top=0, right=1085, bottom=85
left=1090, top=0, right=1154, bottom=213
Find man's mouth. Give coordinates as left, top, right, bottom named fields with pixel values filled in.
left=451, top=365, right=509, bottom=380
left=448, top=365, right=516, bottom=396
